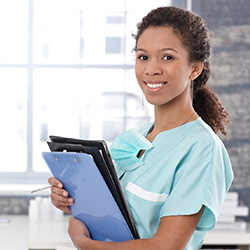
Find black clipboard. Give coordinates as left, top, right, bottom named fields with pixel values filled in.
left=47, top=135, right=139, bottom=240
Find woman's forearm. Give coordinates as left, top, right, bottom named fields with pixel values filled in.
left=68, top=218, right=158, bottom=250
left=68, top=208, right=205, bottom=250
left=75, top=237, right=159, bottom=250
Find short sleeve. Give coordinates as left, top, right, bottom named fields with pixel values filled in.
left=160, top=136, right=234, bottom=231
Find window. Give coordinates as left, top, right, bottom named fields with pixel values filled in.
left=0, top=0, right=173, bottom=185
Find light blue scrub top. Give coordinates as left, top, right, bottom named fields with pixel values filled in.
left=110, top=118, right=234, bottom=250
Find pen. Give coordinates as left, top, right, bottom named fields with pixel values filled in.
left=31, top=185, right=52, bottom=193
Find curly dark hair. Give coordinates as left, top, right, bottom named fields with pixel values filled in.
left=133, top=6, right=230, bottom=136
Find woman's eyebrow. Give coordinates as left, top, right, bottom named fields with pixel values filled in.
left=136, top=48, right=147, bottom=52
left=160, top=48, right=179, bottom=54
left=136, top=48, right=178, bottom=54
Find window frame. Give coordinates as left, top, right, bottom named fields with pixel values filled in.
left=0, top=0, right=192, bottom=189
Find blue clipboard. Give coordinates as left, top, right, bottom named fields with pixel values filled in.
left=47, top=136, right=139, bottom=239
left=42, top=151, right=134, bottom=242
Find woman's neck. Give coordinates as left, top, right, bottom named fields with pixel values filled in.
left=146, top=103, right=197, bottom=142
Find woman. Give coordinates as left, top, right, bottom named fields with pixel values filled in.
left=48, top=6, right=234, bottom=250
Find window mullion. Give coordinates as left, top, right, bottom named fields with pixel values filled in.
left=27, top=0, right=34, bottom=174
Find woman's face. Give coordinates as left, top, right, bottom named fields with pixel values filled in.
left=135, top=26, right=194, bottom=107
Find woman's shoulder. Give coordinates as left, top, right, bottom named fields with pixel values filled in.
left=192, top=118, right=225, bottom=145
left=187, top=118, right=230, bottom=162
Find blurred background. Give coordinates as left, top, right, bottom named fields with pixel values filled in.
left=0, top=0, right=249, bottom=225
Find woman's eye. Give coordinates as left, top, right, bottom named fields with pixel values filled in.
left=138, top=55, right=148, bottom=61
left=162, top=55, right=173, bottom=60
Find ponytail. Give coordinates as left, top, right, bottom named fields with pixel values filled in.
left=193, top=60, right=230, bottom=136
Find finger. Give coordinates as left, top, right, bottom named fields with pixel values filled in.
left=48, top=177, right=63, bottom=188
left=62, top=207, right=72, bottom=214
left=52, top=201, right=72, bottom=214
left=50, top=197, right=73, bottom=214
left=51, top=185, right=69, bottom=198
left=50, top=196, right=71, bottom=207
left=50, top=192, right=74, bottom=205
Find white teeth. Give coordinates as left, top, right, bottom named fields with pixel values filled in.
left=147, top=83, right=164, bottom=88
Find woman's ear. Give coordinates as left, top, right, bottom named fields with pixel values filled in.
left=190, top=61, right=204, bottom=80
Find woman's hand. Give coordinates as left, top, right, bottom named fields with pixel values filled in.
left=48, top=177, right=73, bottom=214
left=68, top=217, right=91, bottom=247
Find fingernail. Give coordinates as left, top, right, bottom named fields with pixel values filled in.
left=68, top=198, right=73, bottom=203
left=63, top=191, right=68, bottom=197
left=58, top=183, right=63, bottom=188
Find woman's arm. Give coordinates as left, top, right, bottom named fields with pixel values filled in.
left=48, top=176, right=205, bottom=249
left=68, top=206, right=205, bottom=250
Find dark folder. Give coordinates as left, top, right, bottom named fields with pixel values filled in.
left=43, top=135, right=139, bottom=242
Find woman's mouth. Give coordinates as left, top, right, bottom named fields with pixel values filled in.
left=144, top=81, right=167, bottom=90
left=147, top=83, right=164, bottom=88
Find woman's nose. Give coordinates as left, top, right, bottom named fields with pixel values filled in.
left=145, top=59, right=162, bottom=75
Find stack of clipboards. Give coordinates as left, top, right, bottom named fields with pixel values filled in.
left=42, top=135, right=139, bottom=242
